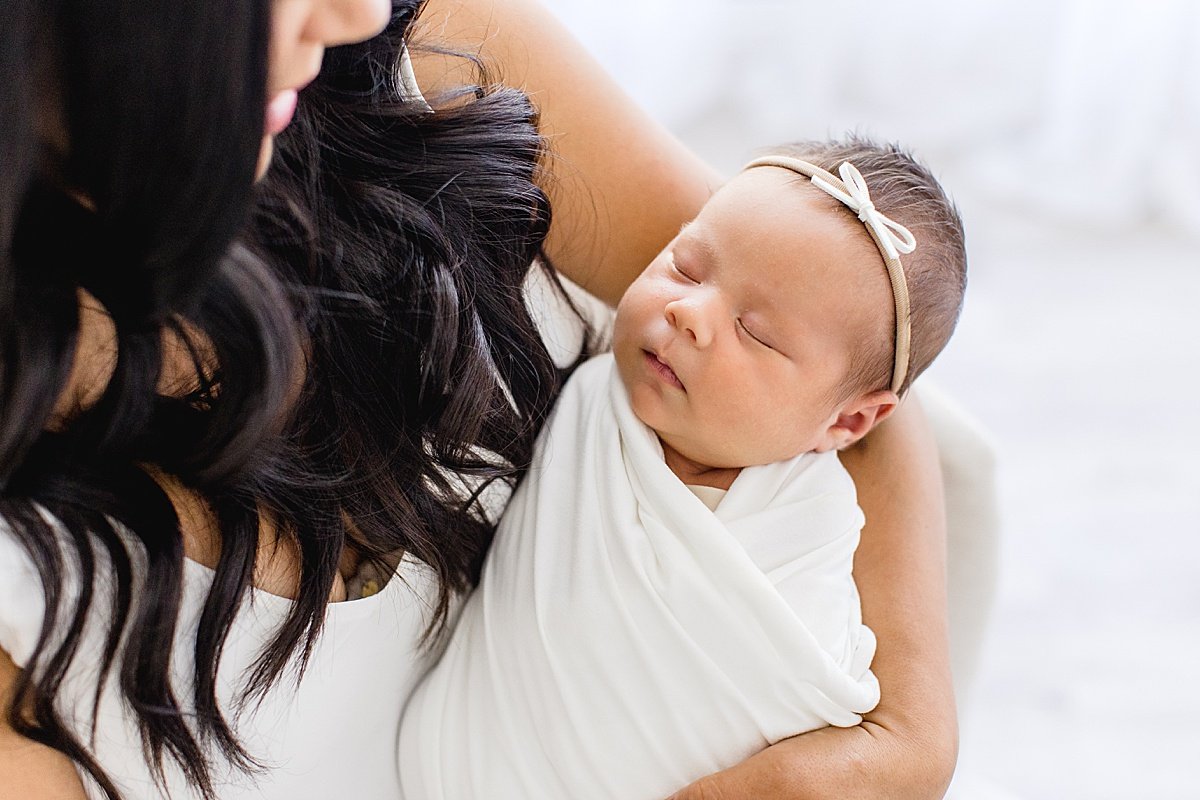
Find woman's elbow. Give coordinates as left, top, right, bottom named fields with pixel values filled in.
left=864, top=708, right=960, bottom=799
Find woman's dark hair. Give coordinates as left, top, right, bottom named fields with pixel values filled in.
left=1, top=1, right=575, bottom=797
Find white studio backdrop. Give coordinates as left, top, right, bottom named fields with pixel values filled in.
left=552, top=0, right=1200, bottom=236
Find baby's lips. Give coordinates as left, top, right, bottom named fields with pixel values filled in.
left=645, top=349, right=685, bottom=391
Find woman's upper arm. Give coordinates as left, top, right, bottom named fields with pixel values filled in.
left=0, top=648, right=88, bottom=800
left=410, top=0, right=720, bottom=305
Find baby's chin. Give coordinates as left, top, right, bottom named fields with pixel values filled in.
left=654, top=429, right=735, bottom=471
left=624, top=385, right=760, bottom=471
left=660, top=426, right=820, bottom=472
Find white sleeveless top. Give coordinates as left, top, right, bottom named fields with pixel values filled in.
left=0, top=517, right=444, bottom=800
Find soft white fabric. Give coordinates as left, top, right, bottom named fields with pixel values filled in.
left=918, top=381, right=1000, bottom=710
left=0, top=515, right=442, bottom=800
left=0, top=527, right=46, bottom=670
left=524, top=209, right=1001, bottom=714
left=685, top=483, right=726, bottom=511
left=399, top=354, right=879, bottom=800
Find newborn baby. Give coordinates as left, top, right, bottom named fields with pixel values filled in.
left=399, top=136, right=967, bottom=800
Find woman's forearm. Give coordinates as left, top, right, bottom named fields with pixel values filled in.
left=670, top=394, right=958, bottom=799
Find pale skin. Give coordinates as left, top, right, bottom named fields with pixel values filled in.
left=0, top=0, right=956, bottom=797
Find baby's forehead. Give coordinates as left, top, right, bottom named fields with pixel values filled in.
left=709, top=168, right=876, bottom=234
left=693, top=174, right=891, bottom=328
left=696, top=175, right=882, bottom=275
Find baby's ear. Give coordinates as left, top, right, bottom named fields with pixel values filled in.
left=813, top=390, right=899, bottom=452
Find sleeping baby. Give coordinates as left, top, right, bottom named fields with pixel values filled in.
left=399, top=136, right=967, bottom=800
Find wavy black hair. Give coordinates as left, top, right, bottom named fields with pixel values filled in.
left=1, top=1, right=578, bottom=797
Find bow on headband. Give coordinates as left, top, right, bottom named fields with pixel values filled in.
left=811, top=163, right=916, bottom=261
left=742, top=155, right=916, bottom=394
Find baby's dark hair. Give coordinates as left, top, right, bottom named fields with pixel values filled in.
left=764, top=136, right=966, bottom=398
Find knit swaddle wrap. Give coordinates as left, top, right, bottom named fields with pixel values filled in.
left=399, top=355, right=879, bottom=800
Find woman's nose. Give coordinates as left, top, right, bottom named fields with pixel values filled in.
left=664, top=296, right=714, bottom=348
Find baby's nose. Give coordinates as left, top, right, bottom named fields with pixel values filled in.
left=665, top=298, right=713, bottom=348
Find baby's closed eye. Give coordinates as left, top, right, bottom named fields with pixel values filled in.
left=737, top=317, right=773, bottom=350
left=669, top=254, right=700, bottom=284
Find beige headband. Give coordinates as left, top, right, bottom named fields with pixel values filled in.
left=743, top=156, right=915, bottom=394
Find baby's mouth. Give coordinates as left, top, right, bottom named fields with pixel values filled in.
left=643, top=350, right=684, bottom=391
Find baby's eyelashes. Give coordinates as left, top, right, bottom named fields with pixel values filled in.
left=737, top=318, right=773, bottom=350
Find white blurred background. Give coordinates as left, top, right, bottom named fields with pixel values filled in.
left=549, top=1, right=1200, bottom=797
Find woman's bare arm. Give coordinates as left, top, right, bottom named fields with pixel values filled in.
left=412, top=0, right=720, bottom=305
left=668, top=396, right=958, bottom=799
left=0, top=649, right=88, bottom=800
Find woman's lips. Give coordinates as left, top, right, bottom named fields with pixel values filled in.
left=644, top=350, right=684, bottom=391
left=265, top=89, right=299, bottom=136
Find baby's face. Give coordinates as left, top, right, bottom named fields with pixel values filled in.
left=613, top=167, right=889, bottom=469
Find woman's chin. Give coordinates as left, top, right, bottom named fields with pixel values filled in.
left=255, top=134, right=274, bottom=180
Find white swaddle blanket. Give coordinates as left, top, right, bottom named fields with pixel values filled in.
left=400, top=355, right=879, bottom=800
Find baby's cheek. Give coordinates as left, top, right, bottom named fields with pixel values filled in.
left=696, top=403, right=765, bottom=466
left=612, top=290, right=652, bottom=346
left=623, top=377, right=668, bottom=429
left=733, top=412, right=813, bottom=465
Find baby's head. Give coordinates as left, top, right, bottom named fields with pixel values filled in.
left=612, top=136, right=966, bottom=470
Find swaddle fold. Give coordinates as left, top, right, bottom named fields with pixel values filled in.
left=399, top=355, right=878, bottom=800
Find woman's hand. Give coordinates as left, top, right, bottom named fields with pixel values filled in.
left=668, top=395, right=958, bottom=799
left=666, top=722, right=954, bottom=800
